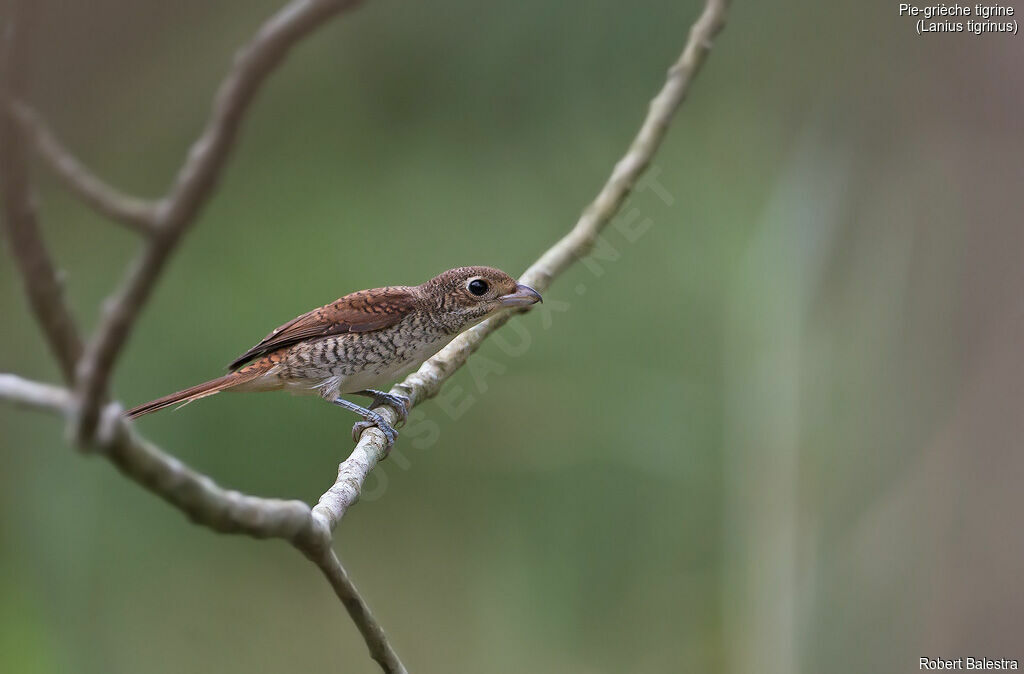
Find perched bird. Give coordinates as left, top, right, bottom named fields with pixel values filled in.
left=125, top=266, right=541, bottom=446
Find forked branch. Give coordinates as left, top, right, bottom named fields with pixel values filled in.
left=73, top=0, right=365, bottom=442
left=0, top=1, right=730, bottom=672
left=10, top=101, right=158, bottom=233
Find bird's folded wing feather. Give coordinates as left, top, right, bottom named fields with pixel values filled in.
left=227, top=287, right=418, bottom=370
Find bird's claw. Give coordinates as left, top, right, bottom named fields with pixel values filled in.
left=333, top=394, right=401, bottom=455
left=351, top=414, right=399, bottom=453
left=364, top=391, right=411, bottom=426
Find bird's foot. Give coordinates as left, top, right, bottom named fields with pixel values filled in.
left=331, top=396, right=399, bottom=454
left=351, top=414, right=398, bottom=450
left=355, top=389, right=411, bottom=426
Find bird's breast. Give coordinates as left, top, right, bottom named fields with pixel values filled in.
left=276, top=314, right=454, bottom=394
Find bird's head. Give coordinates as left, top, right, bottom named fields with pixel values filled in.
left=420, top=266, right=542, bottom=331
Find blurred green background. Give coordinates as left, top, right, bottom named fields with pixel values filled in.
left=2, top=1, right=1022, bottom=672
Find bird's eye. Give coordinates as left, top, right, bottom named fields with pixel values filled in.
left=467, top=279, right=489, bottom=296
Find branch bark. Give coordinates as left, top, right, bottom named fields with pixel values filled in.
left=0, top=0, right=83, bottom=383
left=315, top=0, right=732, bottom=530
left=10, top=100, right=157, bottom=233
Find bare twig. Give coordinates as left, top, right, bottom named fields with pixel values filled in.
left=0, top=0, right=83, bottom=382
left=10, top=101, right=157, bottom=233
left=73, top=0, right=365, bottom=442
left=314, top=0, right=732, bottom=530
left=313, top=548, right=409, bottom=674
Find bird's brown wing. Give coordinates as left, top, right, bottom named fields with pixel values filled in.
left=227, top=287, right=418, bottom=370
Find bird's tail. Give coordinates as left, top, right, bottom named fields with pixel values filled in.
left=125, top=364, right=271, bottom=420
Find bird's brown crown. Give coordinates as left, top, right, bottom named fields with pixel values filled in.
left=419, top=266, right=533, bottom=331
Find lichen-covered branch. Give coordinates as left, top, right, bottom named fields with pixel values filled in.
left=314, top=0, right=732, bottom=531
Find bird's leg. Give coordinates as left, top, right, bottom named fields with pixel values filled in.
left=330, top=396, right=398, bottom=450
left=353, top=389, right=411, bottom=425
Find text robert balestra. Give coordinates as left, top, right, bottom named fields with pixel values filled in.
left=921, top=657, right=1019, bottom=670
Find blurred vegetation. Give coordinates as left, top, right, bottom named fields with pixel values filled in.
left=2, top=1, right=1022, bottom=672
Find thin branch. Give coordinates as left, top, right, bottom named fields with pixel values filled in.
left=312, top=548, right=409, bottom=674
left=522, top=0, right=729, bottom=290
left=157, top=0, right=365, bottom=232
left=314, top=0, right=732, bottom=531
left=0, top=0, right=83, bottom=382
left=9, top=101, right=158, bottom=233
left=73, top=0, right=365, bottom=442
left=0, top=371, right=71, bottom=411
left=0, top=373, right=405, bottom=673
left=0, top=373, right=317, bottom=537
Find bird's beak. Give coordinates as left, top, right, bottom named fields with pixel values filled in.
left=499, top=283, right=543, bottom=308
